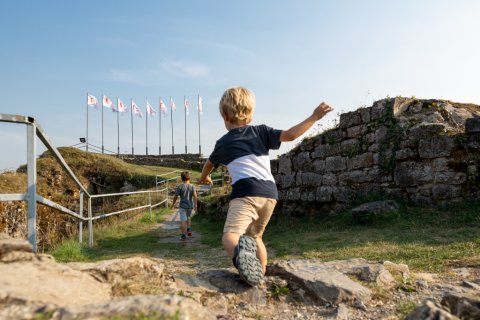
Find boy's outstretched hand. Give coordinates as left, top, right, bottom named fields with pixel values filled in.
left=313, top=102, right=334, bottom=120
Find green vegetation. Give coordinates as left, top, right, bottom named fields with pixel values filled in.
left=51, top=208, right=190, bottom=262
left=267, top=284, right=291, bottom=298
left=255, top=200, right=480, bottom=273
left=395, top=300, right=418, bottom=319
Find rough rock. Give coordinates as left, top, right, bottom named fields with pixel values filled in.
left=465, top=117, right=480, bottom=133
left=322, top=258, right=396, bottom=288
left=441, top=292, right=480, bottom=320
left=0, top=233, right=35, bottom=262
left=119, top=181, right=136, bottom=192
left=405, top=300, right=459, bottom=320
left=198, top=269, right=267, bottom=307
left=68, top=257, right=164, bottom=295
left=269, top=260, right=372, bottom=306
left=329, top=303, right=350, bottom=320
left=383, top=260, right=410, bottom=279
left=56, top=294, right=216, bottom=320
left=351, top=200, right=399, bottom=223
left=0, top=234, right=111, bottom=308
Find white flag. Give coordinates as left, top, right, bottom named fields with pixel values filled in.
left=198, top=95, right=203, bottom=115
left=131, top=100, right=143, bottom=118
left=146, top=100, right=156, bottom=116
left=87, top=94, right=98, bottom=108
left=159, top=99, right=167, bottom=115
left=170, top=97, right=176, bottom=112
left=118, top=98, right=127, bottom=113
left=103, top=95, right=114, bottom=109
left=184, top=98, right=189, bottom=115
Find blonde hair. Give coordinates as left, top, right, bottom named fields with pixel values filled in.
left=219, top=86, right=255, bottom=125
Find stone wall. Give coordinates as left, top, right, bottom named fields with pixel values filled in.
left=271, top=97, right=480, bottom=214
left=117, top=154, right=206, bottom=171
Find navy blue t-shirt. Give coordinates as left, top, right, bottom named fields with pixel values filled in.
left=209, top=125, right=282, bottom=200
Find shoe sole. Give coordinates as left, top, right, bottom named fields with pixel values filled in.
left=236, top=235, right=264, bottom=286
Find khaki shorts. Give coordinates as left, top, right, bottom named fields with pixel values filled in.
left=223, top=197, right=277, bottom=238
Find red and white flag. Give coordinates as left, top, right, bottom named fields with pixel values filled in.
left=170, top=97, right=176, bottom=112
left=197, top=95, right=203, bottom=115
left=87, top=94, right=98, bottom=108
left=184, top=97, right=189, bottom=116
left=159, top=99, right=167, bottom=115
left=131, top=100, right=143, bottom=118
left=103, top=95, right=114, bottom=109
left=118, top=98, right=127, bottom=113
left=146, top=100, right=156, bottom=117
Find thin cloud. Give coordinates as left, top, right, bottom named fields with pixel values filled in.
left=161, top=58, right=209, bottom=78
left=108, top=69, right=136, bottom=83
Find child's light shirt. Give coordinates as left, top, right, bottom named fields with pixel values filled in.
left=175, top=183, right=196, bottom=209
left=209, top=125, right=282, bottom=200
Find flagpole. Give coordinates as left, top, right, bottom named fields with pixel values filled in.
left=116, top=97, right=120, bottom=155
left=131, top=99, right=134, bottom=155
left=101, top=94, right=104, bottom=154
left=198, top=94, right=201, bottom=155
left=86, top=92, right=89, bottom=152
left=170, top=96, right=174, bottom=155
left=146, top=99, right=148, bottom=155
left=184, top=95, right=187, bottom=154
left=159, top=97, right=161, bottom=155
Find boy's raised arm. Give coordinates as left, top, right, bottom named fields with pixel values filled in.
left=280, top=102, right=333, bottom=142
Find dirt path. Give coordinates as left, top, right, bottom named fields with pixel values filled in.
left=154, top=211, right=231, bottom=274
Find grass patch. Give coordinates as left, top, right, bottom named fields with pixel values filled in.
left=51, top=208, right=183, bottom=262
left=396, top=300, right=418, bottom=319
left=261, top=201, right=480, bottom=272
left=192, top=215, right=224, bottom=248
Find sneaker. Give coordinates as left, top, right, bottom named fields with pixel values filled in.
left=187, top=231, right=193, bottom=237
left=180, top=234, right=187, bottom=241
left=234, top=235, right=264, bottom=286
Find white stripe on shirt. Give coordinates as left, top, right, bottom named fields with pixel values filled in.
left=227, top=154, right=275, bottom=184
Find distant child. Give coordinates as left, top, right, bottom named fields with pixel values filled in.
left=199, top=86, right=333, bottom=285
left=171, top=171, right=198, bottom=241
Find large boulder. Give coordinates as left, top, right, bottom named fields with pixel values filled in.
left=0, top=234, right=111, bottom=308
left=68, top=257, right=165, bottom=296
left=351, top=200, right=399, bottom=223
left=269, top=260, right=372, bottom=306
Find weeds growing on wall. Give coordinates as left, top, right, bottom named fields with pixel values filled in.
left=376, top=99, right=407, bottom=175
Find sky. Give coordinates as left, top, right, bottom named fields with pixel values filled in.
left=1, top=0, right=480, bottom=171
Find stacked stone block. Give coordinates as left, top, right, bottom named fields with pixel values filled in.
left=272, top=97, right=480, bottom=210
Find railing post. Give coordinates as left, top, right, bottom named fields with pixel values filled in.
left=148, top=191, right=152, bottom=220
left=27, top=123, right=37, bottom=253
left=165, top=187, right=169, bottom=208
left=88, top=197, right=93, bottom=247
left=79, top=191, right=83, bottom=244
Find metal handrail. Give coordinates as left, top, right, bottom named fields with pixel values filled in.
left=0, top=113, right=170, bottom=252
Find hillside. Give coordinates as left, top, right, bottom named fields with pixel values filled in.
left=0, top=147, right=193, bottom=250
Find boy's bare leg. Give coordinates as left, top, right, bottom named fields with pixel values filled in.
left=256, top=237, right=267, bottom=274
left=187, top=219, right=191, bottom=229
left=180, top=221, right=187, bottom=235
left=222, top=232, right=240, bottom=257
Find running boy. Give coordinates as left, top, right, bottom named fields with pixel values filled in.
left=171, top=171, right=198, bottom=241
left=199, top=86, right=333, bottom=285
